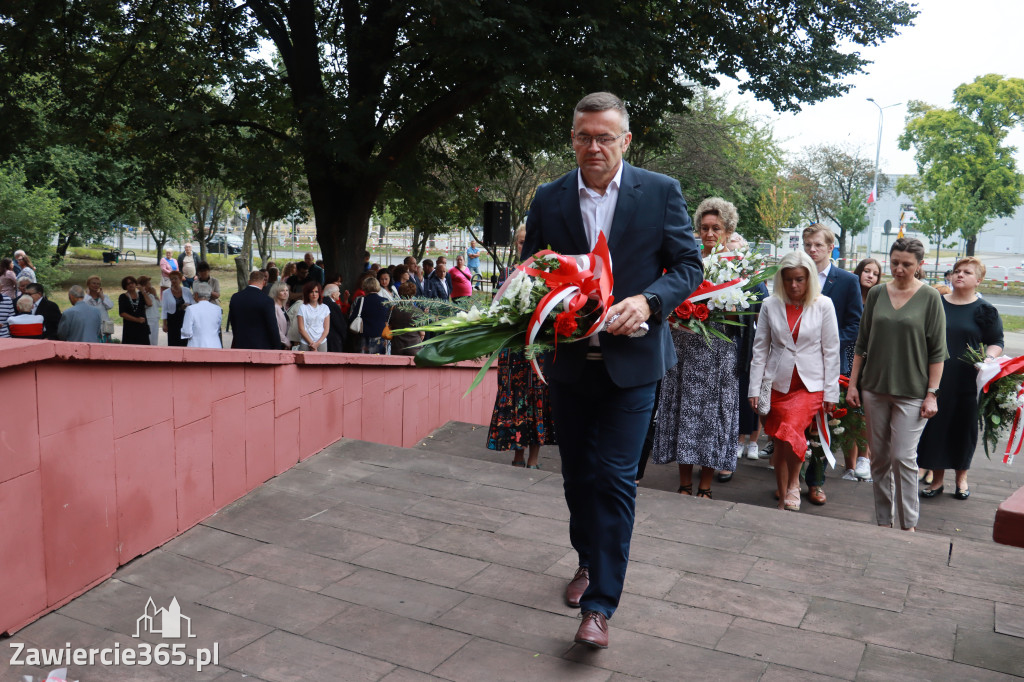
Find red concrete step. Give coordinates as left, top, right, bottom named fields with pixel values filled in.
left=994, top=486, right=1024, bottom=548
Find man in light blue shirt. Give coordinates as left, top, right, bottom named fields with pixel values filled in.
left=57, top=285, right=103, bottom=342
left=466, top=241, right=481, bottom=289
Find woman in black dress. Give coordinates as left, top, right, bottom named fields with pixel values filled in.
left=118, top=276, right=152, bottom=345
left=917, top=257, right=1003, bottom=500
left=160, top=271, right=194, bottom=347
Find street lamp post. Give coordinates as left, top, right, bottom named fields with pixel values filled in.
left=866, top=98, right=901, bottom=260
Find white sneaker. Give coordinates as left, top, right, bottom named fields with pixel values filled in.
left=736, top=443, right=745, bottom=460
left=745, top=442, right=760, bottom=460
left=841, top=469, right=858, bottom=481
left=855, top=457, right=872, bottom=481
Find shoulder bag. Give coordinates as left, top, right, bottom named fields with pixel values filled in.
left=349, top=296, right=365, bottom=333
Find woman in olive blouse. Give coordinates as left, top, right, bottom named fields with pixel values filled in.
left=847, top=238, right=946, bottom=532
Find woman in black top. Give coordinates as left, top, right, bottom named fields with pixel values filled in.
left=119, top=276, right=152, bottom=345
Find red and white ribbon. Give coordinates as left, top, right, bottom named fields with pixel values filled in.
left=813, top=407, right=837, bottom=469
left=508, top=233, right=615, bottom=382
left=685, top=277, right=747, bottom=303
left=1005, top=384, right=1024, bottom=464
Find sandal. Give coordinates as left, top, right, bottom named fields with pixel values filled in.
left=696, top=488, right=713, bottom=499
left=526, top=464, right=541, bottom=470
left=784, top=487, right=801, bottom=511
left=677, top=484, right=693, bottom=495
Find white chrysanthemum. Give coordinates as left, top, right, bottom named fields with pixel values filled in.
left=465, top=307, right=483, bottom=322
left=833, top=427, right=845, bottom=435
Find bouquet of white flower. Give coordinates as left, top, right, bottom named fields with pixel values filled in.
left=393, top=234, right=619, bottom=393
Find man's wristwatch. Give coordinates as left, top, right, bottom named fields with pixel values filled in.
left=927, top=387, right=940, bottom=397
left=642, top=292, right=662, bottom=322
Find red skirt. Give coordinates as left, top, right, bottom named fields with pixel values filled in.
left=765, top=373, right=823, bottom=461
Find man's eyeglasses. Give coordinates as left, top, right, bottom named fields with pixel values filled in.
left=572, top=132, right=627, bottom=147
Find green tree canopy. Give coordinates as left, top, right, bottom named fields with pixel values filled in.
left=899, top=74, right=1024, bottom=255
left=0, top=162, right=64, bottom=289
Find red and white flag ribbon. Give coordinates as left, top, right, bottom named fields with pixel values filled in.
left=813, top=407, right=837, bottom=469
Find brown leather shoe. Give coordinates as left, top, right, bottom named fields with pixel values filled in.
left=574, top=611, right=608, bottom=649
left=808, top=486, right=827, bottom=505
left=565, top=566, right=589, bottom=608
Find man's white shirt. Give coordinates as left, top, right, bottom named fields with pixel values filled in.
left=180, top=300, right=223, bottom=348
left=577, top=163, right=623, bottom=250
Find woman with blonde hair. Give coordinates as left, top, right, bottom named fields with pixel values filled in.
left=748, top=251, right=840, bottom=511
left=917, top=256, right=1002, bottom=500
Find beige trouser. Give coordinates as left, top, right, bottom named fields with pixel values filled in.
left=862, top=389, right=927, bottom=529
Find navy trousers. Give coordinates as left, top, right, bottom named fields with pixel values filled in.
left=549, top=361, right=657, bottom=619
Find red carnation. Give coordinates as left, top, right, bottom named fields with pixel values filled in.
left=554, top=310, right=578, bottom=338
left=674, top=300, right=695, bottom=320
left=694, top=304, right=710, bottom=321
left=832, top=408, right=848, bottom=418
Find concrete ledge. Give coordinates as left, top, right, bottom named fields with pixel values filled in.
left=994, top=486, right=1024, bottom=548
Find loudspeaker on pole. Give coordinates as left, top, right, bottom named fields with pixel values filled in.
left=482, top=201, right=511, bottom=246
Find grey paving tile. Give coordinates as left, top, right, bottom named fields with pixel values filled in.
left=745, top=558, right=908, bottom=612
left=352, top=541, right=489, bottom=588
left=307, top=501, right=448, bottom=543
left=861, top=561, right=1024, bottom=608
left=620, top=560, right=684, bottom=600
left=627, top=534, right=756, bottom=582
left=203, top=487, right=334, bottom=539
left=418, top=525, right=567, bottom=573
left=903, top=585, right=995, bottom=631
left=221, top=544, right=358, bottom=591
left=291, top=454, right=385, bottom=481
left=759, top=664, right=846, bottom=681
left=563, top=625, right=766, bottom=681
left=264, top=467, right=359, bottom=495
left=432, top=593, right=583, bottom=657
left=857, top=643, right=1018, bottom=681
left=378, top=667, right=447, bottom=682
left=113, top=550, right=246, bottom=602
left=460, top=563, right=571, bottom=615
left=955, top=626, right=1024, bottom=677
left=211, top=671, right=271, bottom=682
left=801, top=597, right=955, bottom=659
left=56, top=578, right=169, bottom=636
left=496, top=513, right=573, bottom=548
left=252, top=519, right=388, bottom=563
left=320, top=567, right=470, bottom=622
left=223, top=629, right=395, bottom=682
left=164, top=525, right=265, bottom=566
left=611, top=592, right=732, bottom=648
left=311, top=480, right=429, bottom=513
left=715, top=617, right=864, bottom=680
left=358, top=468, right=484, bottom=499
left=995, top=602, right=1024, bottom=638
left=634, top=488, right=735, bottom=526
left=433, top=637, right=611, bottom=682
left=738, top=532, right=868, bottom=570
left=199, top=576, right=348, bottom=635
left=448, top=484, right=570, bottom=521
left=633, top=512, right=754, bottom=552
left=307, top=602, right=472, bottom=673
left=403, top=496, right=522, bottom=532
left=665, top=571, right=812, bottom=628
left=11, top=610, right=133, bottom=652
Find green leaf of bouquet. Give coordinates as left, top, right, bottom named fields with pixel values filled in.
left=991, top=414, right=1001, bottom=425
left=414, top=326, right=526, bottom=367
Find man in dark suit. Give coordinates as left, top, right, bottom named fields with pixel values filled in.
left=423, top=259, right=450, bottom=300
left=802, top=223, right=866, bottom=502
left=227, top=270, right=281, bottom=350
left=521, top=92, right=703, bottom=649
left=25, top=283, right=62, bottom=339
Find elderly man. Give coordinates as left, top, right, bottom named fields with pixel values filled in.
left=194, top=261, right=221, bottom=303
left=423, top=258, right=450, bottom=300
left=24, top=283, right=62, bottom=339
left=177, top=243, right=197, bottom=287
left=304, top=252, right=325, bottom=286
left=180, top=282, right=222, bottom=348
left=521, top=92, right=702, bottom=649
left=57, top=285, right=103, bottom=342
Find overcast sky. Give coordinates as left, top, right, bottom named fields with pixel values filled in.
left=719, top=0, right=1024, bottom=176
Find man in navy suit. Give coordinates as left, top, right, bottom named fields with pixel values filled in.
left=521, top=92, right=702, bottom=649
left=227, top=270, right=281, bottom=350
left=803, top=224, right=866, bottom=502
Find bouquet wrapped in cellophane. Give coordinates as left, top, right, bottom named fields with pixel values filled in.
left=393, top=234, right=620, bottom=393
left=667, top=244, right=775, bottom=344
left=971, top=345, right=1024, bottom=463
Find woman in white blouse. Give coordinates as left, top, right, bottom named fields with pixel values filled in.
left=748, top=251, right=840, bottom=512
left=297, top=281, right=330, bottom=352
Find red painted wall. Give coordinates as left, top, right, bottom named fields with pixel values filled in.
left=0, top=339, right=497, bottom=634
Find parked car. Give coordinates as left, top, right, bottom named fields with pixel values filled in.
left=207, top=234, right=244, bottom=254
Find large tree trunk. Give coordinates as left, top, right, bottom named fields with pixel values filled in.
left=965, top=236, right=977, bottom=257
left=313, top=183, right=377, bottom=291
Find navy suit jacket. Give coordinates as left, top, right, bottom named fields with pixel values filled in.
left=227, top=285, right=280, bottom=350
left=36, top=296, right=63, bottom=340
left=521, top=162, right=703, bottom=388
left=821, top=265, right=863, bottom=346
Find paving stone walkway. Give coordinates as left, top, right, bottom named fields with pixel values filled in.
left=5, top=422, right=1024, bottom=681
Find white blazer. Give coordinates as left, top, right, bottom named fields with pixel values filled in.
left=748, top=294, right=841, bottom=403
left=180, top=300, right=223, bottom=349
